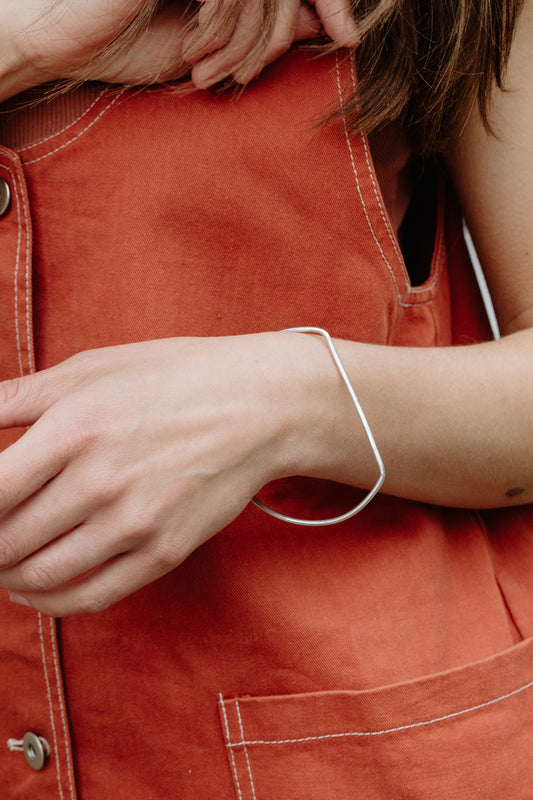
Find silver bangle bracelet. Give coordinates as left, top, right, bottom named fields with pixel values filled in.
left=251, top=327, right=385, bottom=527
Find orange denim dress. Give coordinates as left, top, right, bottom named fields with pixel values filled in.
left=1, top=50, right=533, bottom=799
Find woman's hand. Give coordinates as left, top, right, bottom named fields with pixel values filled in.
left=0, top=0, right=191, bottom=101
left=0, top=0, right=358, bottom=102
left=186, top=0, right=359, bottom=89
left=0, top=334, right=322, bottom=617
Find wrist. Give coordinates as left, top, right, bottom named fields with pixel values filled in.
left=269, top=331, right=385, bottom=492
left=0, top=47, right=44, bottom=102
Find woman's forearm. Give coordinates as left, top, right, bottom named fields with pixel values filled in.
left=288, top=328, right=533, bottom=509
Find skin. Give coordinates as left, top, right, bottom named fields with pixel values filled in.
left=0, top=0, right=358, bottom=101
left=0, top=0, right=532, bottom=617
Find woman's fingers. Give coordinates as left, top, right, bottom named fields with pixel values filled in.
left=0, top=517, right=129, bottom=596
left=0, top=415, right=71, bottom=523
left=190, top=0, right=265, bottom=87
left=0, top=368, right=70, bottom=429
left=308, top=0, right=359, bottom=46
left=8, top=538, right=186, bottom=617
left=182, top=0, right=240, bottom=64
left=0, top=462, right=104, bottom=571
left=293, top=2, right=323, bottom=41
left=0, top=334, right=306, bottom=617
left=188, top=0, right=358, bottom=89
left=232, top=0, right=301, bottom=84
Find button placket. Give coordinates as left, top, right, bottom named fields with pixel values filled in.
left=0, top=151, right=76, bottom=797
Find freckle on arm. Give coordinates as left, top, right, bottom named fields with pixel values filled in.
left=505, top=487, right=525, bottom=498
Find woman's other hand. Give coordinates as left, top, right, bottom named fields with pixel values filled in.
left=0, top=334, right=328, bottom=617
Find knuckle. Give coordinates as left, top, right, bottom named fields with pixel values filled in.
left=151, top=545, right=179, bottom=574
left=0, top=480, right=17, bottom=514
left=20, top=560, right=61, bottom=593
left=124, top=517, right=154, bottom=548
left=64, top=348, right=93, bottom=369
left=77, top=591, right=112, bottom=615
left=90, top=470, right=127, bottom=506
left=151, top=535, right=189, bottom=574
left=0, top=532, right=22, bottom=567
left=0, top=377, right=25, bottom=405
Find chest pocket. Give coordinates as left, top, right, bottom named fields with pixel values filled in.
left=219, top=637, right=533, bottom=800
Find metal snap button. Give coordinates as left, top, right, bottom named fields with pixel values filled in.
left=0, top=178, right=10, bottom=217
left=22, top=732, right=49, bottom=771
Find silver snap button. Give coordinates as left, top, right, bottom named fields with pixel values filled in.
left=22, top=732, right=49, bottom=771
left=0, top=178, right=10, bottom=217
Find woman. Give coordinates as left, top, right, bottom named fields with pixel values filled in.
left=0, top=0, right=532, bottom=796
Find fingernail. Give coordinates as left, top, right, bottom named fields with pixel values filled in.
left=9, top=593, right=31, bottom=607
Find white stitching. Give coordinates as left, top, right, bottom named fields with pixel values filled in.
left=2, top=156, right=34, bottom=373
left=334, top=53, right=404, bottom=305
left=350, top=62, right=440, bottom=299
left=358, top=120, right=405, bottom=273
left=38, top=613, right=65, bottom=800
left=18, top=165, right=34, bottom=374
left=23, top=90, right=127, bottom=165
left=338, top=53, right=442, bottom=308
left=235, top=700, right=257, bottom=800
left=2, top=153, right=70, bottom=799
left=6, top=739, right=25, bottom=752
left=226, top=675, right=533, bottom=748
left=49, top=616, right=76, bottom=799
left=17, top=90, right=108, bottom=153
left=0, top=161, right=25, bottom=377
left=219, top=694, right=244, bottom=800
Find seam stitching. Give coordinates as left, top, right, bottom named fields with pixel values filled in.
left=38, top=614, right=65, bottom=800
left=19, top=164, right=34, bottom=374
left=235, top=700, right=257, bottom=800
left=353, top=63, right=440, bottom=299
left=219, top=694, right=244, bottom=800
left=1, top=161, right=25, bottom=377
left=49, top=617, right=76, bottom=799
left=334, top=53, right=405, bottom=306
left=225, top=675, right=533, bottom=747
left=357, top=116, right=405, bottom=272
left=17, top=90, right=108, bottom=153
left=338, top=54, right=439, bottom=308
left=23, top=90, right=127, bottom=165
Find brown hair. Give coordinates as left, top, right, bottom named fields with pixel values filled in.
left=73, top=0, right=525, bottom=153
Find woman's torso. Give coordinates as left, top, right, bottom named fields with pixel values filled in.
left=1, top=49, right=533, bottom=799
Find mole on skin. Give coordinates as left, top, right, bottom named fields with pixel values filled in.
left=505, top=487, right=525, bottom=498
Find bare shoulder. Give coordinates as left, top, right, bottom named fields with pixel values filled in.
left=446, top=0, right=533, bottom=335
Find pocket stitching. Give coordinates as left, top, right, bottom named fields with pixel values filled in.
left=236, top=700, right=258, bottom=800
left=222, top=675, right=533, bottom=748
left=220, top=694, right=245, bottom=800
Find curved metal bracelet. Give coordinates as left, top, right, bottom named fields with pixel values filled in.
left=251, top=327, right=386, bottom=527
